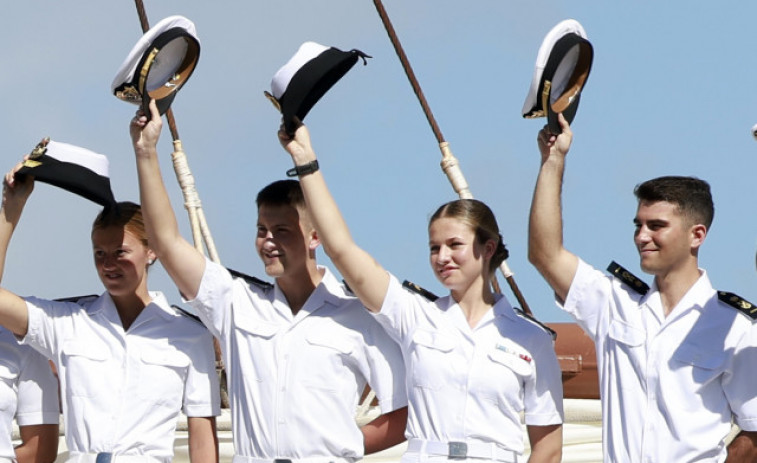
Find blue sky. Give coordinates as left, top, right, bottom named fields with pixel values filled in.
left=1, top=1, right=756, bottom=322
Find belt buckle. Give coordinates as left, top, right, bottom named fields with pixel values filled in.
left=95, top=454, right=113, bottom=463
left=448, top=442, right=468, bottom=460
left=274, top=459, right=293, bottom=463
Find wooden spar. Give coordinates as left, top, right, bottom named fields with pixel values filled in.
left=372, top=0, right=532, bottom=316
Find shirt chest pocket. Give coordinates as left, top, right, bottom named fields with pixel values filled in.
left=62, top=340, right=109, bottom=398
left=487, top=349, right=533, bottom=378
left=0, top=361, right=19, bottom=412
left=608, top=319, right=645, bottom=351
left=302, top=333, right=356, bottom=393
left=411, top=330, right=456, bottom=390
left=138, top=348, right=190, bottom=408
left=234, top=313, right=279, bottom=340
left=671, top=344, right=726, bottom=387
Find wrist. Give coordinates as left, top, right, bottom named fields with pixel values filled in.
left=287, top=160, right=319, bottom=177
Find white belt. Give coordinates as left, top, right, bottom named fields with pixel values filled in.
left=66, top=454, right=164, bottom=463
left=232, top=457, right=352, bottom=463
left=407, top=439, right=518, bottom=463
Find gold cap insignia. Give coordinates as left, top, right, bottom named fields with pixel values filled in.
left=28, top=137, right=50, bottom=160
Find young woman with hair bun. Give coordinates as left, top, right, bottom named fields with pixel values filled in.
left=279, top=123, right=564, bottom=463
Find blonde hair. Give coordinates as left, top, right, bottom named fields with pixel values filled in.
left=91, top=201, right=148, bottom=247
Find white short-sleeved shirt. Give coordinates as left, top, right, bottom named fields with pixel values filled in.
left=22, top=291, right=220, bottom=462
left=0, top=327, right=59, bottom=460
left=187, top=259, right=407, bottom=461
left=373, top=275, right=563, bottom=457
left=562, top=259, right=757, bottom=463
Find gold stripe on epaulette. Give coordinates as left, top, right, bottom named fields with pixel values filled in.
left=607, top=261, right=649, bottom=295
left=718, top=291, right=757, bottom=320
left=402, top=280, right=439, bottom=302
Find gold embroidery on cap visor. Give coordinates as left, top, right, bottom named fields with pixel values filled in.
left=28, top=137, right=50, bottom=160
left=264, top=91, right=282, bottom=112
left=116, top=36, right=200, bottom=105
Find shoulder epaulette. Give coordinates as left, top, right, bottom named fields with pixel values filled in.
left=717, top=291, right=757, bottom=320
left=171, top=304, right=205, bottom=326
left=402, top=280, right=439, bottom=301
left=513, top=307, right=557, bottom=340
left=54, top=294, right=99, bottom=304
left=227, top=267, right=273, bottom=291
left=607, top=261, right=649, bottom=295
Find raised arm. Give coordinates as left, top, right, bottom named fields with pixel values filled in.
left=278, top=124, right=389, bottom=312
left=528, top=114, right=579, bottom=303
left=130, top=99, right=206, bottom=300
left=0, top=163, right=36, bottom=336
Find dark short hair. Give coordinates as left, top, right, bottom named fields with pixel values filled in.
left=634, top=176, right=714, bottom=229
left=429, top=199, right=509, bottom=273
left=256, top=180, right=306, bottom=210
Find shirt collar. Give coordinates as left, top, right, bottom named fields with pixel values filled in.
left=86, top=291, right=174, bottom=322
left=272, top=266, right=351, bottom=317
left=643, top=268, right=713, bottom=317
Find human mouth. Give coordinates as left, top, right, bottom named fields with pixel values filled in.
left=438, top=265, right=456, bottom=278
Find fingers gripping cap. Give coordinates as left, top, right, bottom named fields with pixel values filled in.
left=111, top=15, right=200, bottom=115
left=15, top=138, right=117, bottom=207
left=522, top=19, right=593, bottom=133
left=264, top=41, right=370, bottom=133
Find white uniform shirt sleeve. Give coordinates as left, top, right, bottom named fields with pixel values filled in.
left=359, top=316, right=408, bottom=413
left=522, top=330, right=564, bottom=426
left=185, top=257, right=236, bottom=339
left=21, top=297, right=71, bottom=359
left=372, top=274, right=424, bottom=344
left=181, top=328, right=221, bottom=417
left=16, top=346, right=59, bottom=426
left=724, top=322, right=757, bottom=431
left=559, top=258, right=614, bottom=340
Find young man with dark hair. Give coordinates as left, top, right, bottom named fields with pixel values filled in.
left=528, top=114, right=757, bottom=462
left=130, top=100, right=408, bottom=463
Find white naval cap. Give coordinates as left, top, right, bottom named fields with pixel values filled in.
left=15, top=138, right=116, bottom=207
left=111, top=15, right=200, bottom=116
left=522, top=19, right=593, bottom=133
left=264, top=41, right=370, bottom=133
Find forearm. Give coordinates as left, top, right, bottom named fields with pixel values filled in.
left=528, top=155, right=566, bottom=268
left=284, top=127, right=389, bottom=311
left=726, top=431, right=757, bottom=462
left=526, top=424, right=562, bottom=463
left=0, top=198, right=26, bottom=283
left=188, top=416, right=218, bottom=463
left=133, top=143, right=205, bottom=299
left=360, top=406, right=407, bottom=454
left=15, top=424, right=59, bottom=463
left=134, top=146, right=184, bottom=256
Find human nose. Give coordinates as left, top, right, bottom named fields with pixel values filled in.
left=436, top=245, right=451, bottom=263
left=99, top=253, right=117, bottom=269
left=634, top=225, right=650, bottom=244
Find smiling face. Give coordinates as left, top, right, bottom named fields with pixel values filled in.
left=428, top=217, right=493, bottom=295
left=633, top=200, right=704, bottom=276
left=256, top=203, right=315, bottom=279
left=92, top=225, right=155, bottom=298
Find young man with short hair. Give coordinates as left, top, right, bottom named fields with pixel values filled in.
left=528, top=114, right=757, bottom=462
left=130, top=100, right=408, bottom=463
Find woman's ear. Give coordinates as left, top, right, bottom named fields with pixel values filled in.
left=147, top=248, right=157, bottom=266
left=484, top=239, right=497, bottom=261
